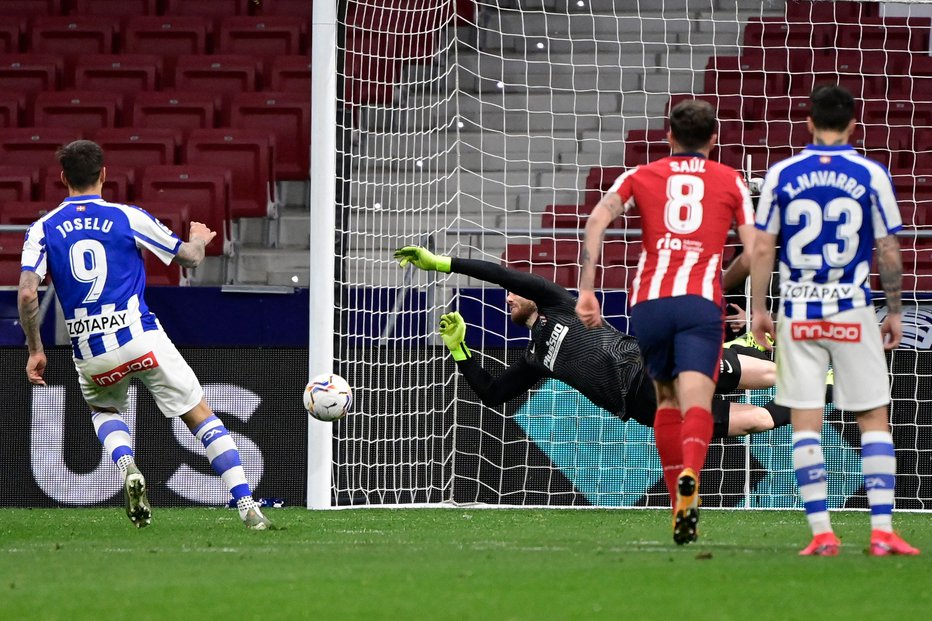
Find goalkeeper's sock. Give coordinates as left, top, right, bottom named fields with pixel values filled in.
left=793, top=431, right=833, bottom=535
left=192, top=415, right=253, bottom=506
left=861, top=430, right=896, bottom=533
left=764, top=401, right=791, bottom=429
left=92, top=411, right=135, bottom=478
left=653, top=408, right=683, bottom=506
left=681, top=407, right=713, bottom=475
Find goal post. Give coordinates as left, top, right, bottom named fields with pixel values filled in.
left=318, top=0, right=932, bottom=510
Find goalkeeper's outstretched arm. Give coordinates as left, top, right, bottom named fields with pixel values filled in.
left=394, top=246, right=571, bottom=306
left=438, top=311, right=542, bottom=406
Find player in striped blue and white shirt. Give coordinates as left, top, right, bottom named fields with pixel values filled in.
left=18, top=140, right=276, bottom=530
left=750, top=85, right=918, bottom=557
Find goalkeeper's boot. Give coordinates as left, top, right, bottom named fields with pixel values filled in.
left=799, top=532, right=840, bottom=556
left=123, top=465, right=151, bottom=529
left=672, top=468, right=700, bottom=545
left=869, top=530, right=919, bottom=556
left=243, top=507, right=278, bottom=531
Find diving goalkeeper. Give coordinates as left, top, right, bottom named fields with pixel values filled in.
left=394, top=247, right=793, bottom=457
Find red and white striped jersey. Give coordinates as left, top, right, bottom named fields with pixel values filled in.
left=609, top=155, right=754, bottom=307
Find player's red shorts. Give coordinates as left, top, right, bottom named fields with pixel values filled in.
left=629, top=295, right=724, bottom=382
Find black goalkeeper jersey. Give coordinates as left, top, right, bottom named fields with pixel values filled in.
left=451, top=258, right=654, bottom=422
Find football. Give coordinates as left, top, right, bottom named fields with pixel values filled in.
left=304, top=373, right=353, bottom=422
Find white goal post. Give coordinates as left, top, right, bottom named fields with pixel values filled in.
left=309, top=0, right=932, bottom=510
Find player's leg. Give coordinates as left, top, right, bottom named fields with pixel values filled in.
left=830, top=309, right=918, bottom=555
left=77, top=356, right=151, bottom=528
left=140, top=330, right=276, bottom=530
left=629, top=301, right=683, bottom=508
left=734, top=354, right=776, bottom=390
left=776, top=316, right=839, bottom=555
left=652, top=379, right=683, bottom=507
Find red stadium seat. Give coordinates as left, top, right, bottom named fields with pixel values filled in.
left=0, top=231, right=28, bottom=286
left=92, top=127, right=180, bottom=179
left=501, top=240, right=579, bottom=288
left=836, top=18, right=932, bottom=54
left=138, top=164, right=231, bottom=256
left=183, top=128, right=275, bottom=219
left=71, top=0, right=158, bottom=18
left=72, top=54, right=162, bottom=95
left=743, top=17, right=835, bottom=52
left=228, top=91, right=308, bottom=179
left=0, top=1, right=64, bottom=17
left=759, top=96, right=811, bottom=124
left=130, top=91, right=219, bottom=134
left=0, top=93, right=23, bottom=128
left=162, top=0, right=249, bottom=19
left=33, top=91, right=122, bottom=131
left=0, top=128, right=81, bottom=169
left=704, top=55, right=787, bottom=98
left=0, top=17, right=25, bottom=54
left=0, top=201, right=52, bottom=225
left=173, top=54, right=259, bottom=97
left=0, top=166, right=37, bottom=203
left=252, top=0, right=312, bottom=19
left=621, top=128, right=669, bottom=173
left=122, top=16, right=210, bottom=82
left=41, top=164, right=134, bottom=203
left=217, top=16, right=304, bottom=62
left=267, top=55, right=310, bottom=92
left=29, top=16, right=117, bottom=56
left=540, top=204, right=590, bottom=230
left=667, top=93, right=746, bottom=122
left=0, top=54, right=63, bottom=114
left=785, top=0, right=879, bottom=22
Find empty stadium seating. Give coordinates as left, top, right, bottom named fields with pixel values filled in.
left=267, top=55, right=311, bottom=92
left=0, top=231, right=28, bottom=286
left=72, top=54, right=162, bottom=94
left=138, top=165, right=232, bottom=256
left=183, top=128, right=275, bottom=219
left=130, top=91, right=220, bottom=134
left=71, top=0, right=158, bottom=18
left=229, top=91, right=309, bottom=179
left=92, top=127, right=180, bottom=179
left=1, top=0, right=64, bottom=17
left=33, top=90, right=122, bottom=131
left=0, top=128, right=81, bottom=169
left=0, top=200, right=52, bottom=225
left=134, top=200, right=192, bottom=285
left=0, top=17, right=24, bottom=54
left=122, top=16, right=210, bottom=79
left=0, top=166, right=37, bottom=203
left=0, top=54, right=62, bottom=113
left=173, top=54, right=259, bottom=97
left=0, top=93, right=23, bottom=128
left=29, top=16, right=118, bottom=57
left=217, top=16, right=305, bottom=62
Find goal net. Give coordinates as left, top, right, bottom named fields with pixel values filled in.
left=328, top=0, right=932, bottom=509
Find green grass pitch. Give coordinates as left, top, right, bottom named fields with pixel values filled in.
left=1, top=507, right=929, bottom=621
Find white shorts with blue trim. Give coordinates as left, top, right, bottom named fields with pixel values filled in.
left=74, top=328, right=203, bottom=417
left=775, top=305, right=891, bottom=412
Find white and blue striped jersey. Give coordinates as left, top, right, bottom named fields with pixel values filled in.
left=755, top=145, right=902, bottom=320
left=20, top=194, right=182, bottom=359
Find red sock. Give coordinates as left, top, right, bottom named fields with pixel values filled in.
left=653, top=408, right=683, bottom=506
left=681, top=406, right=714, bottom=475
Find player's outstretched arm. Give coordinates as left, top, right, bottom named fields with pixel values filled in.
left=174, top=221, right=217, bottom=268
left=876, top=233, right=903, bottom=350
left=439, top=311, right=541, bottom=406
left=393, top=246, right=452, bottom=273
left=17, top=270, right=46, bottom=386
left=749, top=230, right=777, bottom=351
left=395, top=246, right=571, bottom=306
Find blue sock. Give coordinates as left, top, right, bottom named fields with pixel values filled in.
left=192, top=415, right=255, bottom=512
left=793, top=430, right=832, bottom=535
left=92, top=411, right=135, bottom=477
left=861, top=430, right=896, bottom=532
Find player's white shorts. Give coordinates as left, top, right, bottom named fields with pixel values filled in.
left=74, top=328, right=203, bottom=417
left=775, top=305, right=890, bottom=411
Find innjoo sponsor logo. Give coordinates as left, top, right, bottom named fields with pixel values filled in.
left=91, top=352, right=159, bottom=386
left=791, top=321, right=861, bottom=342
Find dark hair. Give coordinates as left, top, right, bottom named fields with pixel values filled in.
left=669, top=99, right=716, bottom=150
left=809, top=84, right=855, bottom=132
left=56, top=140, right=104, bottom=191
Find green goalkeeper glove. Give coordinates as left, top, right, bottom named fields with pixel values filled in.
left=439, top=311, right=471, bottom=362
left=393, top=246, right=452, bottom=273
